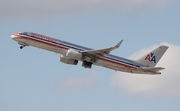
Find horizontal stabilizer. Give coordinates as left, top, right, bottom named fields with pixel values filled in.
left=141, top=67, right=165, bottom=72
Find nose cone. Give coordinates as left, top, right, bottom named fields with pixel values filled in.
left=11, top=34, right=15, bottom=39
left=11, top=34, right=17, bottom=40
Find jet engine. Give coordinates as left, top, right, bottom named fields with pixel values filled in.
left=60, top=55, right=78, bottom=65
left=66, top=49, right=83, bottom=60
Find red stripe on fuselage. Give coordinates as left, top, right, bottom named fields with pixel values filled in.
left=15, top=34, right=69, bottom=50
left=100, top=57, right=137, bottom=69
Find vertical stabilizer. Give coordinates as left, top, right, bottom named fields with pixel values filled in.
left=135, top=45, right=168, bottom=67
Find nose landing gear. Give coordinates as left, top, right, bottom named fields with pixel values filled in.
left=18, top=42, right=27, bottom=49
left=20, top=46, right=24, bottom=49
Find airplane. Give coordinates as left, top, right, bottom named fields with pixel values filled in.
left=11, top=32, right=168, bottom=74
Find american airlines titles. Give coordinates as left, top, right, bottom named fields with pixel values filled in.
left=32, top=33, right=61, bottom=44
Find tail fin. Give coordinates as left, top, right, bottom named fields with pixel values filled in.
left=135, top=45, right=168, bottom=67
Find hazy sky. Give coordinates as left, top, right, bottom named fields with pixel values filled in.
left=1, top=0, right=180, bottom=111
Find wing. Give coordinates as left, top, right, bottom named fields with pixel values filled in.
left=81, top=40, right=123, bottom=57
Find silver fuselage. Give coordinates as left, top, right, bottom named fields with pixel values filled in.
left=11, top=32, right=160, bottom=74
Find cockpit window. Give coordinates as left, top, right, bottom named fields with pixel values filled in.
left=17, top=32, right=33, bottom=36
left=18, top=32, right=23, bottom=35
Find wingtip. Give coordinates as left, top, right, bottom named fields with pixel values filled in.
left=116, top=40, right=123, bottom=48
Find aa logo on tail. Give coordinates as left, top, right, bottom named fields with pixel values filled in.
left=145, top=52, right=156, bottom=63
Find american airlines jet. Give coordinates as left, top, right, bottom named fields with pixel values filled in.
left=11, top=32, right=168, bottom=74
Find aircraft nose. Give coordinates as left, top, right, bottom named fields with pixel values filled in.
left=11, top=34, right=16, bottom=40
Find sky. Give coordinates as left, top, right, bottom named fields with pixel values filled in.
left=1, top=0, right=180, bottom=111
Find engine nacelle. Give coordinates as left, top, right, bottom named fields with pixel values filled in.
left=66, top=49, right=83, bottom=60
left=60, top=55, right=78, bottom=65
